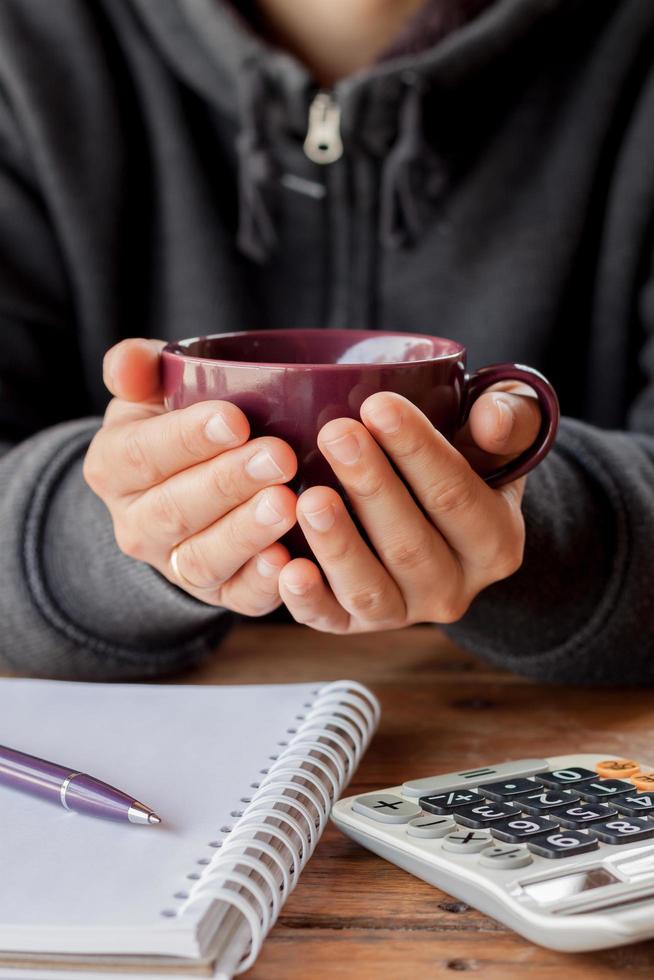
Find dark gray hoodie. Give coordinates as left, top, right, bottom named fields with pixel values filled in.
left=1, top=0, right=653, bottom=682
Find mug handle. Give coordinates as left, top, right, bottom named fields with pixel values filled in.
left=461, top=363, right=560, bottom=488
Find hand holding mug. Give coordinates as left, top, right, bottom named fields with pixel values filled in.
left=162, top=330, right=559, bottom=633
left=83, top=339, right=299, bottom=617
left=278, top=386, right=541, bottom=633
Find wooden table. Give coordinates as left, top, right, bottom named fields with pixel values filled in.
left=178, top=622, right=654, bottom=979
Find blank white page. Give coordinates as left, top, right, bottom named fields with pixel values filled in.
left=0, top=678, right=319, bottom=957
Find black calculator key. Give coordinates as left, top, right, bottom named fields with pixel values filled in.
left=538, top=766, right=597, bottom=786
left=615, top=793, right=654, bottom=816
left=454, top=801, right=523, bottom=827
left=580, top=779, right=634, bottom=801
left=557, top=803, right=618, bottom=827
left=593, top=817, right=654, bottom=844
left=528, top=829, right=599, bottom=859
left=481, top=778, right=543, bottom=802
left=420, top=790, right=485, bottom=814
left=539, top=767, right=596, bottom=787
left=517, top=788, right=580, bottom=814
left=491, top=815, right=559, bottom=842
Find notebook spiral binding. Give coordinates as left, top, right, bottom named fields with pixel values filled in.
left=178, top=680, right=380, bottom=973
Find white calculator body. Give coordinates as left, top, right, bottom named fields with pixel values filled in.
left=331, top=754, right=654, bottom=952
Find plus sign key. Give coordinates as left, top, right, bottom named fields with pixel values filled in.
left=352, top=793, right=422, bottom=824
left=442, top=830, right=492, bottom=854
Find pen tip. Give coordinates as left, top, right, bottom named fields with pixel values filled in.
left=128, top=802, right=162, bottom=825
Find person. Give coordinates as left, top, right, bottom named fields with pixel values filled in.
left=1, top=0, right=652, bottom=683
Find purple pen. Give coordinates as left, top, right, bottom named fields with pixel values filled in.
left=0, top=744, right=161, bottom=825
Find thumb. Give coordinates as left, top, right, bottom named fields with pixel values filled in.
left=102, top=338, right=166, bottom=403
left=467, top=390, right=541, bottom=458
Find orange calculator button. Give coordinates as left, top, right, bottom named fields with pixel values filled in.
left=595, top=759, right=641, bottom=778
left=630, top=772, right=654, bottom=791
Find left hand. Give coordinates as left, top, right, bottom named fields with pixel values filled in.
left=278, top=386, right=542, bottom=633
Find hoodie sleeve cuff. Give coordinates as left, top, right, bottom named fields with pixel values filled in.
left=32, top=421, right=231, bottom=677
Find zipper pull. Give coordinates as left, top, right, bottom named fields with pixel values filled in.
left=303, top=91, right=343, bottom=164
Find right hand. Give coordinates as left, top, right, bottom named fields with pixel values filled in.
left=83, top=339, right=298, bottom=615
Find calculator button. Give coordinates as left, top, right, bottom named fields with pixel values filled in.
left=593, top=817, right=654, bottom=844
left=482, top=778, right=543, bottom=801
left=454, top=801, right=523, bottom=828
left=491, top=815, right=559, bottom=842
left=595, top=759, right=640, bottom=779
left=580, top=779, right=634, bottom=800
left=517, top=788, right=580, bottom=814
left=442, top=830, right=492, bottom=854
left=419, top=790, right=485, bottom=815
left=630, top=772, right=654, bottom=792
left=528, top=830, right=599, bottom=859
left=615, top=793, right=654, bottom=816
left=352, top=794, right=422, bottom=824
left=402, top=760, right=549, bottom=799
left=478, top=844, right=533, bottom=870
left=539, top=767, right=596, bottom=786
left=557, top=803, right=618, bottom=827
left=407, top=816, right=455, bottom=839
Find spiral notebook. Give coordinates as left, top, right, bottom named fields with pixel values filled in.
left=0, top=676, right=379, bottom=979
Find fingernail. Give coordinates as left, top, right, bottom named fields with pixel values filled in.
left=323, top=432, right=361, bottom=465
left=246, top=449, right=285, bottom=482
left=303, top=503, right=336, bottom=533
left=255, top=492, right=285, bottom=526
left=256, top=555, right=280, bottom=578
left=284, top=577, right=311, bottom=596
left=205, top=412, right=239, bottom=445
left=367, top=401, right=402, bottom=434
left=492, top=395, right=514, bottom=439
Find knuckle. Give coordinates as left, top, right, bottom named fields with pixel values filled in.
left=82, top=444, right=105, bottom=494
left=390, top=428, right=429, bottom=463
left=424, top=472, right=477, bottom=516
left=349, top=472, right=386, bottom=502
left=209, top=458, right=240, bottom=503
left=385, top=535, right=432, bottom=573
left=323, top=534, right=357, bottom=567
left=113, top=521, right=146, bottom=561
left=177, top=413, right=209, bottom=462
left=346, top=585, right=388, bottom=621
left=123, top=427, right=160, bottom=485
left=475, top=520, right=525, bottom=578
left=148, top=483, right=191, bottom=540
left=179, top=537, right=219, bottom=589
left=492, top=539, right=525, bottom=580
left=432, top=595, right=470, bottom=625
left=226, top=509, right=260, bottom=560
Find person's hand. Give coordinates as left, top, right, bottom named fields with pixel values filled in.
left=83, top=339, right=297, bottom=615
left=277, top=385, right=541, bottom=633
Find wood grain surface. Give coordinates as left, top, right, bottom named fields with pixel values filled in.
left=174, top=622, right=654, bottom=979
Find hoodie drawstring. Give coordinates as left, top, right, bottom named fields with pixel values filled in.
left=379, top=75, right=447, bottom=250
left=235, top=61, right=278, bottom=263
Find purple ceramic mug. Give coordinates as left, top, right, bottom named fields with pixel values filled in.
left=162, top=329, right=559, bottom=551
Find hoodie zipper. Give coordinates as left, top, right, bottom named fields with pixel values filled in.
left=303, top=91, right=343, bottom=164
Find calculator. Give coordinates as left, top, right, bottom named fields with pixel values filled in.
left=331, top=754, right=654, bottom=951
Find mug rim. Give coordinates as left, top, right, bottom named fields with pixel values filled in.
left=162, top=329, right=466, bottom=370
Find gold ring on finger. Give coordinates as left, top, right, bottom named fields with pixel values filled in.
left=169, top=544, right=220, bottom=594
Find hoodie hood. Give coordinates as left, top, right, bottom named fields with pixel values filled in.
left=129, top=0, right=566, bottom=260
